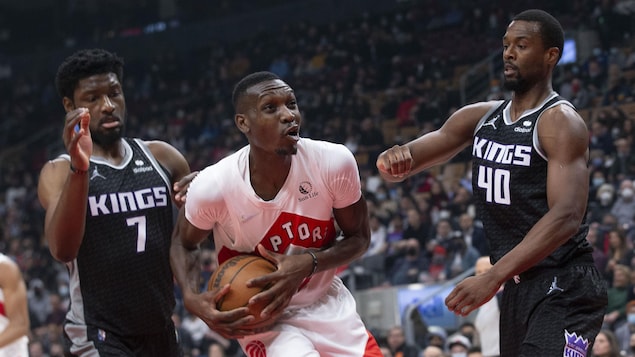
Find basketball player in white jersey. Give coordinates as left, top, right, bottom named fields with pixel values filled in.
left=0, top=253, right=29, bottom=357
left=171, top=71, right=383, bottom=356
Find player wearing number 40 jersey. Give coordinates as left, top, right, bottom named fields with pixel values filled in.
left=376, top=9, right=606, bottom=357
left=38, top=48, right=191, bottom=356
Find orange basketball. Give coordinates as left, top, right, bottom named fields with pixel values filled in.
left=207, top=254, right=277, bottom=321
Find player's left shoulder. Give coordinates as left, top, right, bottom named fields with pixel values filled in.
left=143, top=139, right=190, bottom=180
left=540, top=103, right=587, bottom=133
left=301, top=138, right=354, bottom=157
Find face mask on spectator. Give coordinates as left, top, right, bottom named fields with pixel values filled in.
left=600, top=191, right=613, bottom=204
left=592, top=178, right=604, bottom=187
left=622, top=188, right=634, bottom=199
left=628, top=313, right=635, bottom=325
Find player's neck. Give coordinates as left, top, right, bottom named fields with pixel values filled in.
left=92, top=139, right=127, bottom=165
left=509, top=84, right=554, bottom=122
left=248, top=153, right=292, bottom=201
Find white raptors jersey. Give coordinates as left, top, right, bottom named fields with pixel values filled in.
left=0, top=254, right=28, bottom=357
left=186, top=138, right=362, bottom=308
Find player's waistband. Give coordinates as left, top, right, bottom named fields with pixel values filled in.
left=518, top=253, right=595, bottom=281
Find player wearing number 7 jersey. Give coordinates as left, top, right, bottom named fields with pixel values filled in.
left=376, top=9, right=606, bottom=357
left=37, top=49, right=191, bottom=356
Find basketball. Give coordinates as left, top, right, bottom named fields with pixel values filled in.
left=207, top=254, right=277, bottom=320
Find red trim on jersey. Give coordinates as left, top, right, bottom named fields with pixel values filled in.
left=364, top=330, right=383, bottom=357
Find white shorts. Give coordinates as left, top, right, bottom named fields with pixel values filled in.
left=0, top=336, right=28, bottom=357
left=239, top=278, right=369, bottom=357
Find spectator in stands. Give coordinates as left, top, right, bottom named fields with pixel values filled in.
left=588, top=183, right=616, bottom=224
left=386, top=325, right=420, bottom=357
left=402, top=207, right=433, bottom=251
left=605, top=229, right=630, bottom=281
left=446, top=334, right=471, bottom=357
left=26, top=279, right=50, bottom=330
left=587, top=223, right=609, bottom=274
left=421, top=345, right=445, bottom=357
left=615, top=300, right=635, bottom=354
left=445, top=234, right=480, bottom=280
left=457, top=213, right=488, bottom=256
left=426, top=326, right=448, bottom=350
left=608, top=139, right=635, bottom=182
left=592, top=329, right=622, bottom=357
left=365, top=213, right=388, bottom=258
left=610, top=179, right=635, bottom=230
left=389, top=238, right=428, bottom=286
left=604, top=264, right=632, bottom=330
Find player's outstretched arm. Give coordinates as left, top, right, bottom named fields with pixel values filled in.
left=376, top=102, right=493, bottom=181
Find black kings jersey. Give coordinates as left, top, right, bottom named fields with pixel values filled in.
left=471, top=94, right=592, bottom=269
left=62, top=138, right=175, bottom=336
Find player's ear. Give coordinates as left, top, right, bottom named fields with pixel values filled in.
left=546, top=47, right=560, bottom=66
left=62, top=97, right=75, bottom=113
left=235, top=113, right=249, bottom=134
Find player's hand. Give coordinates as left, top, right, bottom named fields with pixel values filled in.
left=444, top=273, right=500, bottom=316
left=62, top=108, right=92, bottom=171
left=376, top=144, right=413, bottom=181
left=174, top=171, right=199, bottom=204
left=183, top=285, right=254, bottom=339
left=242, top=245, right=308, bottom=327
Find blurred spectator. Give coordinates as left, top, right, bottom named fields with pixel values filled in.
left=457, top=213, right=488, bottom=256
left=365, top=214, right=388, bottom=258
left=446, top=334, right=471, bottom=357
left=388, top=238, right=428, bottom=286
left=608, top=139, right=635, bottom=182
left=604, top=264, right=632, bottom=330
left=26, top=279, right=50, bottom=330
left=426, top=326, right=448, bottom=350
left=386, top=325, right=420, bottom=357
left=611, top=179, right=635, bottom=230
left=403, top=208, right=433, bottom=250
left=421, top=345, right=445, bottom=357
left=587, top=223, right=609, bottom=274
left=616, top=300, right=635, bottom=355
left=444, top=235, right=480, bottom=280
left=592, top=329, right=622, bottom=357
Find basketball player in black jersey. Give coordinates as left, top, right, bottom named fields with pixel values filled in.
left=376, top=9, right=607, bottom=357
left=38, top=49, right=192, bottom=356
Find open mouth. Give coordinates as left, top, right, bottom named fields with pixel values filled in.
left=285, top=126, right=300, bottom=140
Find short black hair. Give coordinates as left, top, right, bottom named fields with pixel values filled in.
left=55, top=48, right=124, bottom=99
left=232, top=71, right=281, bottom=110
left=513, top=9, right=564, bottom=62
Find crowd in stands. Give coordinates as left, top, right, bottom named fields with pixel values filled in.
left=1, top=0, right=635, bottom=356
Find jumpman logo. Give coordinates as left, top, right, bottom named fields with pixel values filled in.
left=547, top=276, right=564, bottom=295
left=483, top=115, right=499, bottom=129
left=90, top=166, right=107, bottom=181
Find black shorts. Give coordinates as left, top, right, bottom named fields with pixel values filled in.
left=62, top=319, right=182, bottom=357
left=500, top=262, right=607, bottom=357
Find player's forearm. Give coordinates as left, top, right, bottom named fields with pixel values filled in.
left=489, top=209, right=582, bottom=284
left=313, top=234, right=369, bottom=274
left=0, top=323, right=28, bottom=348
left=170, top=238, right=202, bottom=297
left=46, top=173, right=89, bottom=262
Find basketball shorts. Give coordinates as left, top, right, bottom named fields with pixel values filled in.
left=62, top=319, right=182, bottom=357
left=500, top=261, right=607, bottom=357
left=238, top=277, right=382, bottom=356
